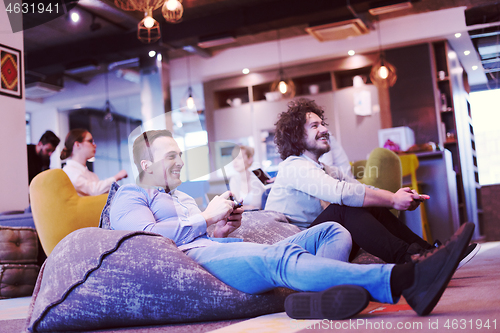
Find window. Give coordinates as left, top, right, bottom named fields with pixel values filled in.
left=470, top=89, right=500, bottom=185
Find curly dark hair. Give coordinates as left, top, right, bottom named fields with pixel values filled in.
left=274, top=98, right=327, bottom=160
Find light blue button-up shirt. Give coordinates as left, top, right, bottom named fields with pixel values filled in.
left=265, top=155, right=368, bottom=229
left=110, top=184, right=241, bottom=251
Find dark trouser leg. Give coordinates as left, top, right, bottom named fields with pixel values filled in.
left=309, top=204, right=431, bottom=264
left=364, top=207, right=432, bottom=250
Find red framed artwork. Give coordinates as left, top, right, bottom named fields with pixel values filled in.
left=0, top=44, right=22, bottom=99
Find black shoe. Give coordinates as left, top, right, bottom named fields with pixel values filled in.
left=285, top=285, right=369, bottom=320
left=405, top=243, right=427, bottom=263
left=458, top=243, right=480, bottom=269
left=402, top=222, right=474, bottom=316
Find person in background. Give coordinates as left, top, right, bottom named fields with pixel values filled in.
left=60, top=128, right=128, bottom=196
left=27, top=130, right=60, bottom=184
left=229, top=145, right=266, bottom=210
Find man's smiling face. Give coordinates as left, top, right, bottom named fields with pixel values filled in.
left=149, top=136, right=184, bottom=190
left=303, top=112, right=330, bottom=160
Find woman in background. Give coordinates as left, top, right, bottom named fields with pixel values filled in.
left=229, top=145, right=266, bottom=210
left=61, top=129, right=128, bottom=196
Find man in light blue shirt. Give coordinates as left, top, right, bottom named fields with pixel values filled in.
left=109, top=129, right=474, bottom=319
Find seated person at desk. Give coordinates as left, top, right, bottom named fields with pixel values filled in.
left=109, top=129, right=474, bottom=319
left=60, top=129, right=128, bottom=196
left=266, top=98, right=478, bottom=266
left=229, top=145, right=266, bottom=210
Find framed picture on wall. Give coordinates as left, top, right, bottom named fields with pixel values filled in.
left=0, top=44, right=22, bottom=99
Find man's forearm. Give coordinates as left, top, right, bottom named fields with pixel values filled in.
left=362, top=187, right=395, bottom=208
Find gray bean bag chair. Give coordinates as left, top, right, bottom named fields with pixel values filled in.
left=24, top=183, right=302, bottom=332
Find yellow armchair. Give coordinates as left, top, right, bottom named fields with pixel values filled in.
left=357, top=148, right=402, bottom=194
left=29, top=169, right=107, bottom=256
left=354, top=148, right=402, bottom=217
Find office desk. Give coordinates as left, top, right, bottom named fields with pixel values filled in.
left=401, top=150, right=460, bottom=243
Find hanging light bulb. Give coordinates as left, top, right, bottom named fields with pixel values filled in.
left=186, top=87, right=195, bottom=109
left=143, top=15, right=155, bottom=28
left=270, top=30, right=295, bottom=99
left=166, top=0, right=179, bottom=10
left=278, top=80, right=288, bottom=94
left=378, top=65, right=389, bottom=79
left=370, top=57, right=397, bottom=88
left=114, top=0, right=165, bottom=42
left=184, top=58, right=196, bottom=110
left=186, top=96, right=195, bottom=109
left=370, top=21, right=397, bottom=88
left=162, top=0, right=183, bottom=23
left=138, top=9, right=161, bottom=44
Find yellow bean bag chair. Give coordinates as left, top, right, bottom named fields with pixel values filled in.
left=29, top=169, right=107, bottom=256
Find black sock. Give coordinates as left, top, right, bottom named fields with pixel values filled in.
left=390, top=262, right=415, bottom=298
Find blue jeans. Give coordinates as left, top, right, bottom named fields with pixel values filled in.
left=186, top=222, right=395, bottom=304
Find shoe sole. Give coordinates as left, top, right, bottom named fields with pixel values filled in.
left=457, top=243, right=481, bottom=269
left=410, top=222, right=474, bottom=316
left=285, top=285, right=369, bottom=320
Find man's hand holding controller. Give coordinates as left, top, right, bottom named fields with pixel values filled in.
left=202, top=191, right=243, bottom=238
left=405, top=188, right=430, bottom=211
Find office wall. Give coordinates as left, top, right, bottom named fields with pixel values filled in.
left=386, top=43, right=439, bottom=144
left=332, top=85, right=381, bottom=162
left=0, top=4, right=29, bottom=211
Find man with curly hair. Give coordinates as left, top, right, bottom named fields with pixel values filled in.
left=266, top=98, right=478, bottom=267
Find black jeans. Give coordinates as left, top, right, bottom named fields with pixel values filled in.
left=308, top=204, right=433, bottom=263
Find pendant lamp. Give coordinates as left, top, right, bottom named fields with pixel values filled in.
left=370, top=20, right=397, bottom=88
left=102, top=72, right=114, bottom=123
left=184, top=56, right=196, bottom=110
left=162, top=0, right=183, bottom=23
left=270, top=30, right=295, bottom=99
left=114, top=0, right=164, bottom=43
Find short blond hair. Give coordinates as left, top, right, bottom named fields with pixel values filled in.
left=232, top=145, right=254, bottom=159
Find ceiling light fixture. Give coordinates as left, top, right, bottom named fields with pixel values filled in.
left=270, top=29, right=295, bottom=99
left=464, top=50, right=471, bottom=56
left=348, top=50, right=355, bottom=56
left=185, top=56, right=196, bottom=110
left=242, top=68, right=250, bottom=74
left=114, top=0, right=165, bottom=43
left=149, top=50, right=156, bottom=57
left=70, top=12, right=80, bottom=23
left=162, top=0, right=184, bottom=23
left=472, top=65, right=478, bottom=70
left=102, top=72, right=114, bottom=123
left=137, top=10, right=161, bottom=44
left=370, top=20, right=397, bottom=88
left=455, top=33, right=462, bottom=38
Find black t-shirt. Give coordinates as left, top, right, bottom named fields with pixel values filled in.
left=27, top=144, right=50, bottom=184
